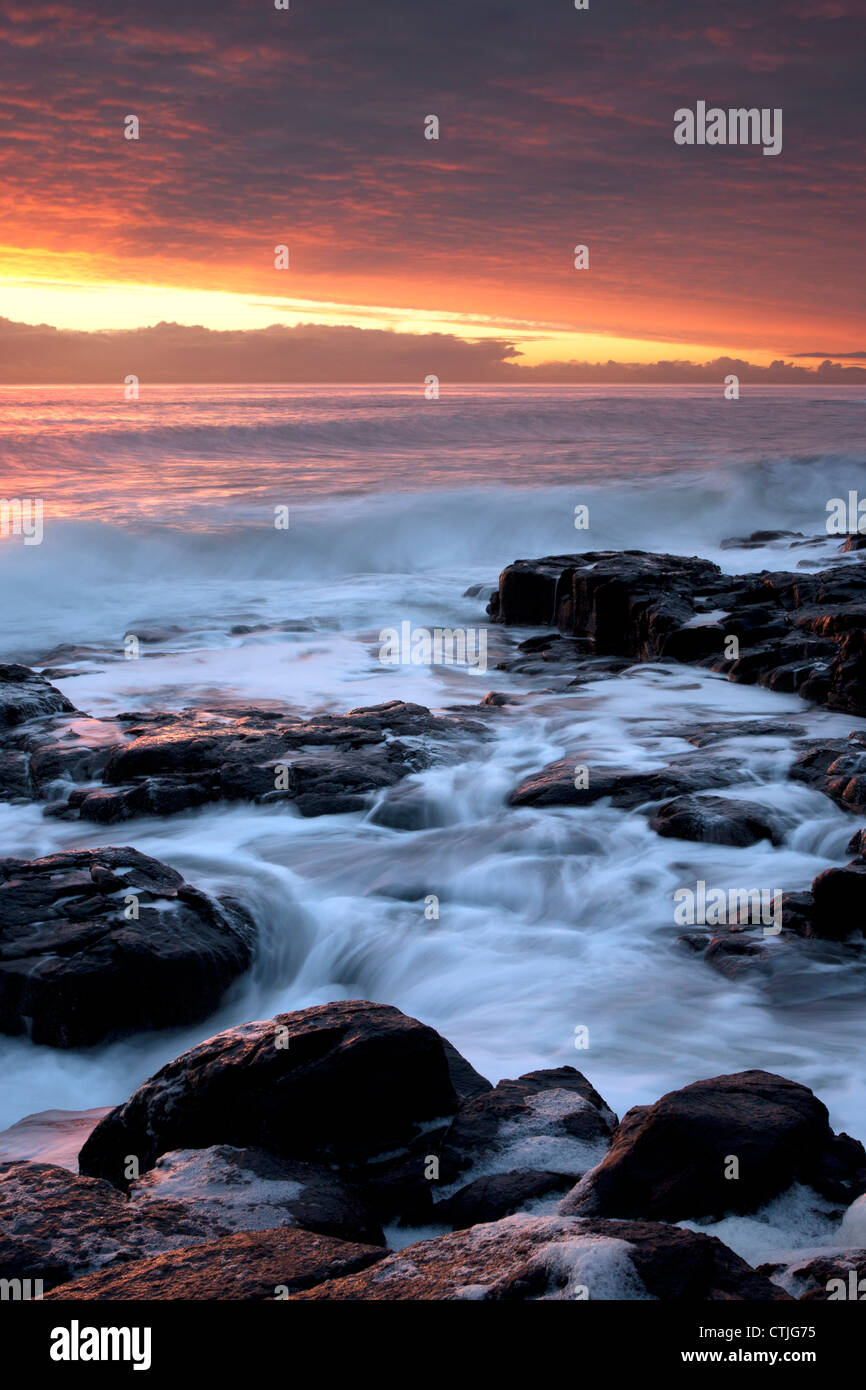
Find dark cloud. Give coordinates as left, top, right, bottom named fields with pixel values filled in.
left=2, top=317, right=863, bottom=384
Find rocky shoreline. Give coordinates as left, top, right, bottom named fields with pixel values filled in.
left=0, top=1001, right=862, bottom=1301
left=3, top=534, right=866, bottom=1298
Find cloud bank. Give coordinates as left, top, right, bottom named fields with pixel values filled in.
left=2, top=317, right=864, bottom=384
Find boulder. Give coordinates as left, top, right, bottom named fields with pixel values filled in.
left=437, top=1068, right=615, bottom=1188
left=508, top=755, right=742, bottom=810
left=291, top=1213, right=790, bottom=1300
left=560, top=1070, right=866, bottom=1222
left=649, top=794, right=787, bottom=847
left=0, top=848, right=254, bottom=1047
left=126, top=1145, right=384, bottom=1245
left=438, top=1171, right=574, bottom=1229
left=44, top=1225, right=386, bottom=1301
left=79, top=1001, right=465, bottom=1191
left=0, top=1160, right=214, bottom=1289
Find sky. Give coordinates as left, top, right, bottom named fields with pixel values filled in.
left=0, top=0, right=863, bottom=381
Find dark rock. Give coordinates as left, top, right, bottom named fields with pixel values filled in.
left=0, top=848, right=254, bottom=1047
left=14, top=699, right=488, bottom=823
left=790, top=1251, right=866, bottom=1300
left=703, top=934, right=773, bottom=979
left=810, top=863, right=866, bottom=941
left=508, top=754, right=743, bottom=810
left=560, top=1070, right=866, bottom=1222
left=291, top=1213, right=790, bottom=1300
left=0, top=1160, right=215, bottom=1289
left=437, top=1171, right=574, bottom=1229
left=720, top=531, right=804, bottom=550
left=0, top=664, right=76, bottom=728
left=488, top=551, right=866, bottom=718
left=437, top=1068, right=615, bottom=1186
left=44, top=1225, right=386, bottom=1301
left=126, top=1145, right=384, bottom=1246
left=649, top=794, right=788, bottom=847
left=78, top=1001, right=464, bottom=1191
left=367, top=781, right=451, bottom=831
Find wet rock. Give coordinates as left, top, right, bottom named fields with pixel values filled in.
left=127, top=1145, right=384, bottom=1246
left=437, top=1068, right=616, bottom=1188
left=649, top=794, right=787, bottom=847
left=809, top=862, right=866, bottom=941
left=488, top=551, right=866, bottom=717
left=18, top=699, right=487, bottom=822
left=769, top=1251, right=866, bottom=1300
left=561, top=1070, right=866, bottom=1222
left=44, top=1225, right=386, bottom=1301
left=291, top=1213, right=790, bottom=1301
left=0, top=1160, right=215, bottom=1289
left=508, top=754, right=743, bottom=810
left=0, top=847, right=254, bottom=1047
left=0, top=664, right=76, bottom=728
left=703, top=934, right=773, bottom=979
left=366, top=781, right=449, bottom=831
left=437, top=1171, right=574, bottom=1229
left=79, top=1001, right=466, bottom=1191
left=720, top=531, right=804, bottom=550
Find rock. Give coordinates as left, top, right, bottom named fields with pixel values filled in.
left=437, top=1068, right=616, bottom=1188
left=367, top=782, right=449, bottom=831
left=127, top=1145, right=384, bottom=1245
left=0, top=664, right=76, bottom=728
left=809, top=863, right=866, bottom=941
left=720, top=531, right=804, bottom=550
left=0, top=1160, right=215, bottom=1289
left=7, top=698, right=486, bottom=822
left=777, top=1251, right=866, bottom=1300
left=508, top=754, right=743, bottom=810
left=44, top=1225, right=386, bottom=1301
left=0, top=847, right=254, bottom=1047
left=560, top=1070, right=866, bottom=1222
left=649, top=794, right=787, bottom=847
left=290, top=1213, right=790, bottom=1300
left=488, top=551, right=866, bottom=717
left=79, top=1001, right=464, bottom=1192
left=703, top=934, right=773, bottom=979
left=438, top=1171, right=574, bottom=1229
left=440, top=1041, right=492, bottom=1102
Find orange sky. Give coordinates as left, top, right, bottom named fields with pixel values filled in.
left=0, top=0, right=863, bottom=375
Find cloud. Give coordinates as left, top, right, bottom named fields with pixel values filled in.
left=0, top=0, right=863, bottom=350
left=2, top=317, right=864, bottom=384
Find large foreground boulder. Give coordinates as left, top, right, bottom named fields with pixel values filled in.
left=44, top=1225, right=386, bottom=1301
left=0, top=847, right=254, bottom=1047
left=561, top=1070, right=866, bottom=1222
left=292, top=1214, right=790, bottom=1301
left=79, top=1001, right=467, bottom=1191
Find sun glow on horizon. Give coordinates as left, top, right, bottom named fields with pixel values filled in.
left=0, top=275, right=782, bottom=369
